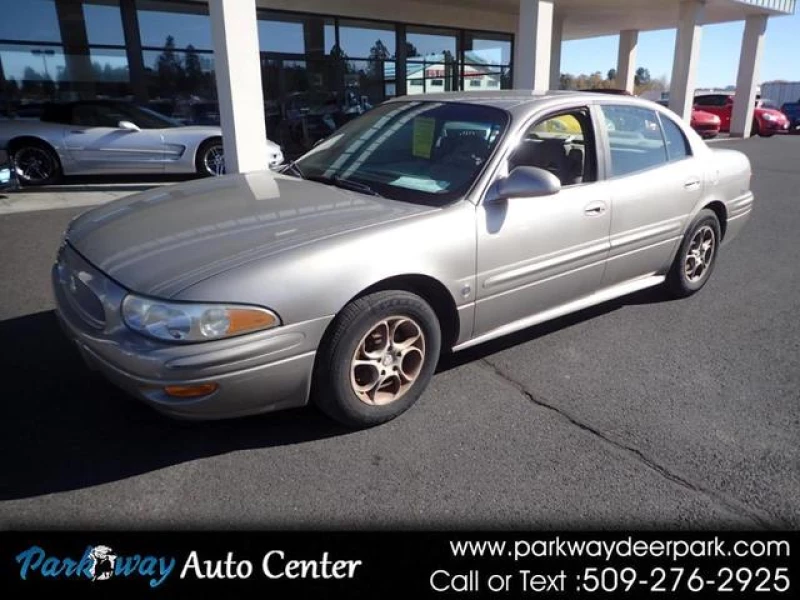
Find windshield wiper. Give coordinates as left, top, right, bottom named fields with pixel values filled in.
left=306, top=174, right=382, bottom=197
left=280, top=159, right=305, bottom=179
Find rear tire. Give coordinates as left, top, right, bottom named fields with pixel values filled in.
left=665, top=209, right=721, bottom=298
left=12, top=141, right=62, bottom=186
left=195, top=138, right=225, bottom=177
left=313, top=291, right=441, bottom=429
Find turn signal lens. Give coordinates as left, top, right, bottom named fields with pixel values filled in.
left=164, top=383, right=219, bottom=398
left=227, top=308, right=279, bottom=334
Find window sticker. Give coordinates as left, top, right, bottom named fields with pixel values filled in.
left=412, top=117, right=436, bottom=159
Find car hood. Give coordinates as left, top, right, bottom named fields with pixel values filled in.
left=757, top=108, right=787, bottom=120
left=66, top=172, right=435, bottom=298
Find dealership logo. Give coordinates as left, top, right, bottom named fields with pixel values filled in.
left=15, top=545, right=176, bottom=588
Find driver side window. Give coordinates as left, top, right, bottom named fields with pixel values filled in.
left=508, top=108, right=597, bottom=186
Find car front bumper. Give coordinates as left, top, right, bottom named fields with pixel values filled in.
left=53, top=243, right=331, bottom=420
left=761, top=119, right=790, bottom=134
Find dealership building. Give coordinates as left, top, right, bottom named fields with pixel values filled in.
left=0, top=0, right=795, bottom=171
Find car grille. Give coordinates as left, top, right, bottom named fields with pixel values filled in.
left=57, top=247, right=107, bottom=329
left=694, top=123, right=718, bottom=131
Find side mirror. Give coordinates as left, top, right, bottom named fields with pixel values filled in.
left=486, top=166, right=561, bottom=203
left=118, top=120, right=140, bottom=132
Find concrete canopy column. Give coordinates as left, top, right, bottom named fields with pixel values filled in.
left=616, top=30, right=639, bottom=93
left=669, top=0, right=705, bottom=122
left=514, top=0, right=554, bottom=91
left=549, top=15, right=564, bottom=90
left=208, top=0, right=269, bottom=174
left=730, top=14, right=768, bottom=138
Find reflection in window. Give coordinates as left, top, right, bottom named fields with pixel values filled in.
left=601, top=105, right=669, bottom=177
left=0, top=44, right=66, bottom=104
left=406, top=26, right=457, bottom=58
left=463, top=32, right=512, bottom=65
left=83, top=1, right=125, bottom=47
left=0, top=0, right=61, bottom=43
left=338, top=20, right=396, bottom=59
left=142, top=48, right=216, bottom=104
left=258, top=12, right=334, bottom=55
left=137, top=0, right=212, bottom=50
left=406, top=56, right=458, bottom=94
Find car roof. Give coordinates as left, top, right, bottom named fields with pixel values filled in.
left=387, top=90, right=653, bottom=117
left=392, top=90, right=612, bottom=111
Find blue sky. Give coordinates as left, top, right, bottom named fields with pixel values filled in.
left=562, top=10, right=800, bottom=88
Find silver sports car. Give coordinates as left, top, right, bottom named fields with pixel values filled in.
left=53, top=91, right=754, bottom=428
left=0, top=100, right=283, bottom=185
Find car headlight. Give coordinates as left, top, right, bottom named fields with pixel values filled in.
left=122, top=294, right=280, bottom=343
left=762, top=113, right=777, bottom=121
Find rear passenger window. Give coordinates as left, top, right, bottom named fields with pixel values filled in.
left=659, top=115, right=691, bottom=162
left=600, top=105, right=667, bottom=178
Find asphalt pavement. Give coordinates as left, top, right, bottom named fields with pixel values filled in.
left=0, top=137, right=797, bottom=529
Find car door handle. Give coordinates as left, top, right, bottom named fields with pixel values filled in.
left=684, top=178, right=701, bottom=191
left=584, top=201, right=607, bottom=216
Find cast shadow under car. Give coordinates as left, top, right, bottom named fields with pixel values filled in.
left=0, top=310, right=350, bottom=502
left=1, top=286, right=675, bottom=501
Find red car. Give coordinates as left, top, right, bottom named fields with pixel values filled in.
left=657, top=100, right=721, bottom=139
left=693, top=93, right=790, bottom=137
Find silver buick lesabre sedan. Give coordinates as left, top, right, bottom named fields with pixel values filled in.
left=53, top=91, right=753, bottom=428
left=0, top=100, right=283, bottom=185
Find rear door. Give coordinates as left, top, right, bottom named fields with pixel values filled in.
left=63, top=103, right=165, bottom=173
left=598, top=104, right=702, bottom=288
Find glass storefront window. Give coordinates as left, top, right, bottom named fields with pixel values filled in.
left=137, top=0, right=212, bottom=50
left=83, top=1, right=125, bottom=47
left=142, top=48, right=216, bottom=103
left=406, top=26, right=457, bottom=59
left=258, top=12, right=335, bottom=56
left=0, top=44, right=131, bottom=109
left=406, top=56, right=459, bottom=94
left=463, top=32, right=512, bottom=66
left=0, top=44, right=66, bottom=104
left=338, top=20, right=396, bottom=59
left=0, top=0, right=61, bottom=44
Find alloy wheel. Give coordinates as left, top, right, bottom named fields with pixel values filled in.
left=14, top=147, right=56, bottom=184
left=202, top=144, right=225, bottom=176
left=350, top=316, right=426, bottom=406
left=684, top=225, right=716, bottom=283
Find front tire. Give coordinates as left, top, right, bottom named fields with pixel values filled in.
left=12, top=141, right=62, bottom=186
left=313, top=291, right=441, bottom=428
left=195, top=138, right=225, bottom=177
left=666, top=209, right=721, bottom=298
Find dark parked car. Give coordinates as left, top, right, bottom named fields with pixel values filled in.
left=781, top=98, right=800, bottom=133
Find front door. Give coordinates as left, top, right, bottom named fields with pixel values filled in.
left=63, top=103, right=165, bottom=173
left=474, top=107, right=611, bottom=337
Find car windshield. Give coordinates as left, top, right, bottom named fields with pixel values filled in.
left=759, top=99, right=778, bottom=110
left=120, top=104, right=181, bottom=129
left=291, top=101, right=508, bottom=205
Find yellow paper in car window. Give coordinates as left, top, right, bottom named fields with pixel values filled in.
left=412, top=117, right=436, bottom=159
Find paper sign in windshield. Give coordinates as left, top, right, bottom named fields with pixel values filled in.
left=412, top=117, right=436, bottom=159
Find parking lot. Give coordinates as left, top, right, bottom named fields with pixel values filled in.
left=0, top=136, right=797, bottom=530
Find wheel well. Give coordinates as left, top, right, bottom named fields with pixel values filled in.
left=335, top=275, right=461, bottom=352
left=704, top=201, right=728, bottom=239
left=7, top=136, right=59, bottom=160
